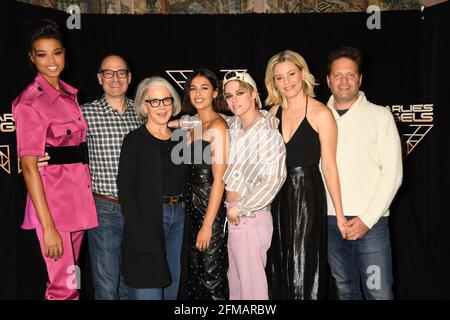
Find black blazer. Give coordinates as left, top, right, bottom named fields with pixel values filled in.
left=117, top=125, right=170, bottom=288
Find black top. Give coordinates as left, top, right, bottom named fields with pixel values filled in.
left=154, top=137, right=187, bottom=196
left=183, top=140, right=214, bottom=185
left=276, top=98, right=321, bottom=167
left=118, top=125, right=188, bottom=288
left=187, top=139, right=212, bottom=168
left=336, top=108, right=349, bottom=116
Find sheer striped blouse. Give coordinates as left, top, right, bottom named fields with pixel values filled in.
left=223, top=110, right=286, bottom=217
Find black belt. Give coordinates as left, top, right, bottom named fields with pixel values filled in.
left=162, top=195, right=183, bottom=204
left=45, top=142, right=89, bottom=165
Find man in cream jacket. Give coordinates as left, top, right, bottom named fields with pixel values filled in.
left=325, top=47, right=402, bottom=300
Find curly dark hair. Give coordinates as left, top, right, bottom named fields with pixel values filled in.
left=28, top=19, right=63, bottom=51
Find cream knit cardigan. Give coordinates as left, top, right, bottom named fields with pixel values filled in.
left=325, top=91, right=403, bottom=229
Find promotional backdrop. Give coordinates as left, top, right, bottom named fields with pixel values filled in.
left=0, top=0, right=449, bottom=299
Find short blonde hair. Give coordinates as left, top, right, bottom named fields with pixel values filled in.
left=265, top=50, right=317, bottom=108
left=134, top=76, right=181, bottom=119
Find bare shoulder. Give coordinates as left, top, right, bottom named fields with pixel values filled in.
left=204, top=115, right=228, bottom=141
left=307, top=98, right=335, bottom=132
left=203, top=114, right=227, bottom=131
left=210, top=115, right=228, bottom=131
left=308, top=98, right=333, bottom=119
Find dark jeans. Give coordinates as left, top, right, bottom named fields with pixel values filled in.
left=328, top=216, right=394, bottom=300
left=87, top=197, right=128, bottom=300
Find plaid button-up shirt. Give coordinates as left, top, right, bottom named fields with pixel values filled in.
left=81, top=95, right=143, bottom=197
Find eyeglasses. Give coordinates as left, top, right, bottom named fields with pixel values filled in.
left=144, top=97, right=174, bottom=108
left=98, top=69, right=129, bottom=79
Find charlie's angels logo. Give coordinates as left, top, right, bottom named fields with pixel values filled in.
left=0, top=145, right=22, bottom=175
left=0, top=113, right=15, bottom=133
left=386, top=104, right=434, bottom=158
left=166, top=69, right=248, bottom=90
left=1, top=113, right=17, bottom=175
left=0, top=145, right=11, bottom=174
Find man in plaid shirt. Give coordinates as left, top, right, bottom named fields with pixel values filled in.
left=81, top=55, right=142, bottom=300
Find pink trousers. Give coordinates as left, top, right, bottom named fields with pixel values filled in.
left=227, top=209, right=273, bottom=300
left=35, top=227, right=84, bottom=300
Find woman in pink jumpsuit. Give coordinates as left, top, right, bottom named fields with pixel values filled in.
left=12, top=19, right=98, bottom=300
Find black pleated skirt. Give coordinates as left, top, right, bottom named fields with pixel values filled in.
left=267, top=165, right=327, bottom=300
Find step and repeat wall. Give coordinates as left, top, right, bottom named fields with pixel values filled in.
left=0, top=0, right=449, bottom=299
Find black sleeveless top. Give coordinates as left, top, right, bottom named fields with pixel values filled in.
left=187, top=139, right=212, bottom=167
left=185, top=139, right=213, bottom=184
left=276, top=98, right=321, bottom=167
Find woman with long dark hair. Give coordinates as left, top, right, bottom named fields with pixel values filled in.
left=181, top=69, right=229, bottom=300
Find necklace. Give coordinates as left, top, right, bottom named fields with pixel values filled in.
left=242, top=112, right=262, bottom=131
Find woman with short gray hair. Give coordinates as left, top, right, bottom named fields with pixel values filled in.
left=134, top=76, right=182, bottom=118
left=117, top=76, right=187, bottom=300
